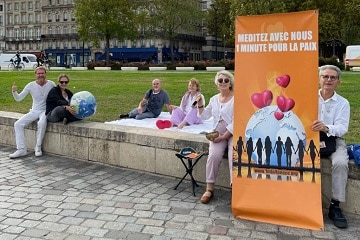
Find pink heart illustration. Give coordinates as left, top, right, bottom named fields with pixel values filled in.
left=274, top=111, right=284, bottom=120
left=276, top=74, right=290, bottom=88
left=276, top=95, right=295, bottom=112
left=156, top=119, right=172, bottom=129
left=251, top=90, right=273, bottom=109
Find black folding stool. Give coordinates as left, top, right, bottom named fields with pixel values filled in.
left=174, top=147, right=204, bottom=196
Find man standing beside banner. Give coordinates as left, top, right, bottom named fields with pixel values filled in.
left=312, top=65, right=350, bottom=229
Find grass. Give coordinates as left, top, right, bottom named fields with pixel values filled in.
left=0, top=70, right=359, bottom=143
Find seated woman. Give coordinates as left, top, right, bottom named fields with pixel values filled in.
left=170, top=78, right=205, bottom=129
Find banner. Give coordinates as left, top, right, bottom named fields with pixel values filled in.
left=232, top=10, right=323, bottom=230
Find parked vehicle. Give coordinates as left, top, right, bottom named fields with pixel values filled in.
left=0, top=53, right=38, bottom=71
left=345, top=45, right=360, bottom=71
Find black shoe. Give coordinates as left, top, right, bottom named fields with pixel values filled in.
left=328, top=205, right=348, bottom=228
left=119, top=114, right=129, bottom=119
left=63, top=118, right=68, bottom=125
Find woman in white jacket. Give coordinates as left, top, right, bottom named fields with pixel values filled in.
left=196, top=70, right=234, bottom=204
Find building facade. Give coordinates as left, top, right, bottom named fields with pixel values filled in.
left=0, top=0, right=231, bottom=67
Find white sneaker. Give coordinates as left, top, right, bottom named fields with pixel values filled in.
left=9, top=150, right=27, bottom=159
left=35, top=146, right=42, bottom=157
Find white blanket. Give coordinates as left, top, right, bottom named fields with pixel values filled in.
left=105, top=112, right=214, bottom=134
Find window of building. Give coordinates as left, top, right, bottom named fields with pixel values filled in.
left=63, top=41, right=68, bottom=48
left=35, top=1, right=40, bottom=9
left=7, top=3, right=12, bottom=12
left=48, top=13, right=52, bottom=22
left=28, top=13, right=33, bottom=24
left=71, top=12, right=75, bottom=21
left=48, top=41, right=52, bottom=49
left=71, top=25, right=76, bottom=34
left=132, top=41, right=136, bottom=48
left=35, top=13, right=40, bottom=23
left=0, top=29, right=3, bottom=38
left=21, top=2, right=26, bottom=10
left=141, top=39, right=145, bottom=47
left=63, top=12, right=68, bottom=21
left=56, top=12, right=60, bottom=22
left=49, top=0, right=52, bottom=5
left=56, top=0, right=60, bottom=5
left=150, top=39, right=155, bottom=47
left=48, top=26, right=52, bottom=34
left=22, top=29, right=26, bottom=39
left=15, top=29, right=19, bottom=39
left=113, top=39, right=118, bottom=48
left=56, top=26, right=60, bottom=34
left=0, top=16, right=2, bottom=25
left=8, top=15, right=13, bottom=25
left=14, top=3, right=19, bottom=11
left=0, top=5, right=3, bottom=11
left=71, top=40, right=76, bottom=48
left=36, top=28, right=40, bottom=39
left=28, top=2, right=33, bottom=10
left=122, top=40, right=127, bottom=47
left=21, top=14, right=26, bottom=24
left=29, top=28, right=33, bottom=39
left=29, top=42, right=33, bottom=50
left=63, top=25, right=68, bottom=34
left=9, top=29, right=13, bottom=38
left=56, top=40, right=60, bottom=48
left=14, top=15, right=19, bottom=24
left=64, top=0, right=68, bottom=4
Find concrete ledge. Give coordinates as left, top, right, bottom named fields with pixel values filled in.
left=149, top=67, right=167, bottom=71
left=71, top=67, right=88, bottom=70
left=121, top=67, right=138, bottom=71
left=50, top=67, right=67, bottom=70
left=206, top=66, right=225, bottom=71
left=351, top=67, right=360, bottom=71
left=176, top=67, right=194, bottom=71
left=0, top=111, right=359, bottom=217
left=94, top=67, right=111, bottom=71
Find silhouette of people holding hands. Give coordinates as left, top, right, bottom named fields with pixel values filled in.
left=254, top=138, right=264, bottom=165
left=275, top=136, right=285, bottom=167
left=285, top=137, right=296, bottom=167
left=237, top=136, right=245, bottom=177
left=264, top=136, right=273, bottom=165
left=246, top=137, right=254, bottom=164
left=307, top=139, right=319, bottom=169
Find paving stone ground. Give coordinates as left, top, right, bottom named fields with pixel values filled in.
left=0, top=145, right=359, bottom=240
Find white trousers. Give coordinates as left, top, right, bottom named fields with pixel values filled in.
left=14, top=110, right=47, bottom=150
left=329, top=138, right=349, bottom=202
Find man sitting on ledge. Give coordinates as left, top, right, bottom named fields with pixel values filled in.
left=311, top=65, right=350, bottom=229
left=119, top=78, right=172, bottom=120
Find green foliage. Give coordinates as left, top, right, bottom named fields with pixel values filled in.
left=0, top=71, right=359, bottom=143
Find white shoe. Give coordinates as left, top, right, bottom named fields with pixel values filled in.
left=9, top=150, right=27, bottom=159
left=35, top=146, right=42, bottom=157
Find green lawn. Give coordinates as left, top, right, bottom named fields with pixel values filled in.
left=0, top=70, right=359, bottom=143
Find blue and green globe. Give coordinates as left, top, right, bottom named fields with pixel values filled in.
left=70, top=91, right=97, bottom=119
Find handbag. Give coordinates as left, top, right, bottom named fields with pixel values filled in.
left=319, top=131, right=337, bottom=157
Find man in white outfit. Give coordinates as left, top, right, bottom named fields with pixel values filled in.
left=9, top=66, right=56, bottom=158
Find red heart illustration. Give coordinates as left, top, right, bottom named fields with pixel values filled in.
left=274, top=111, right=284, bottom=120
left=276, top=95, right=295, bottom=112
left=276, top=74, right=290, bottom=88
left=251, top=90, right=273, bottom=109
left=156, top=119, right=172, bottom=129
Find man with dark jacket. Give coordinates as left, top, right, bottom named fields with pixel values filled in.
left=46, top=74, right=80, bottom=125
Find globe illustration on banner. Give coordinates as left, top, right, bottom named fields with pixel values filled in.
left=70, top=91, right=97, bottom=119
left=245, top=105, right=306, bottom=167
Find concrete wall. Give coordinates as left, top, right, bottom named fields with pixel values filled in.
left=0, top=111, right=359, bottom=217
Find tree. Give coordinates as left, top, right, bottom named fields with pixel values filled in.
left=74, top=0, right=141, bottom=66
left=210, top=0, right=360, bottom=55
left=145, top=0, right=205, bottom=62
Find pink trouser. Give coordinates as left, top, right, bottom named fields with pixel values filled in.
left=206, top=136, right=233, bottom=185
left=170, top=108, right=202, bottom=126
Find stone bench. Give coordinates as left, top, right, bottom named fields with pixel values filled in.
left=176, top=67, right=194, bottom=71
left=121, top=67, right=138, bottom=71
left=94, top=67, right=111, bottom=71
left=149, top=67, right=167, bottom=71
left=0, top=111, right=359, bottom=217
left=71, top=67, right=88, bottom=70
left=206, top=66, right=226, bottom=71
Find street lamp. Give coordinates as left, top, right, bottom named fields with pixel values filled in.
left=210, top=4, right=218, bottom=61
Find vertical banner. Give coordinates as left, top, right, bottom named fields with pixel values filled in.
left=232, top=11, right=323, bottom=230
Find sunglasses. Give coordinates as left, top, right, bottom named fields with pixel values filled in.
left=218, top=78, right=230, bottom=84
left=59, top=81, right=69, bottom=84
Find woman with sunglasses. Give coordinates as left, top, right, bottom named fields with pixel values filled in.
left=197, top=70, right=234, bottom=204
left=46, top=74, right=80, bottom=125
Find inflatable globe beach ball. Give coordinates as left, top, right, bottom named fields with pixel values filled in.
left=70, top=91, right=97, bottom=119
